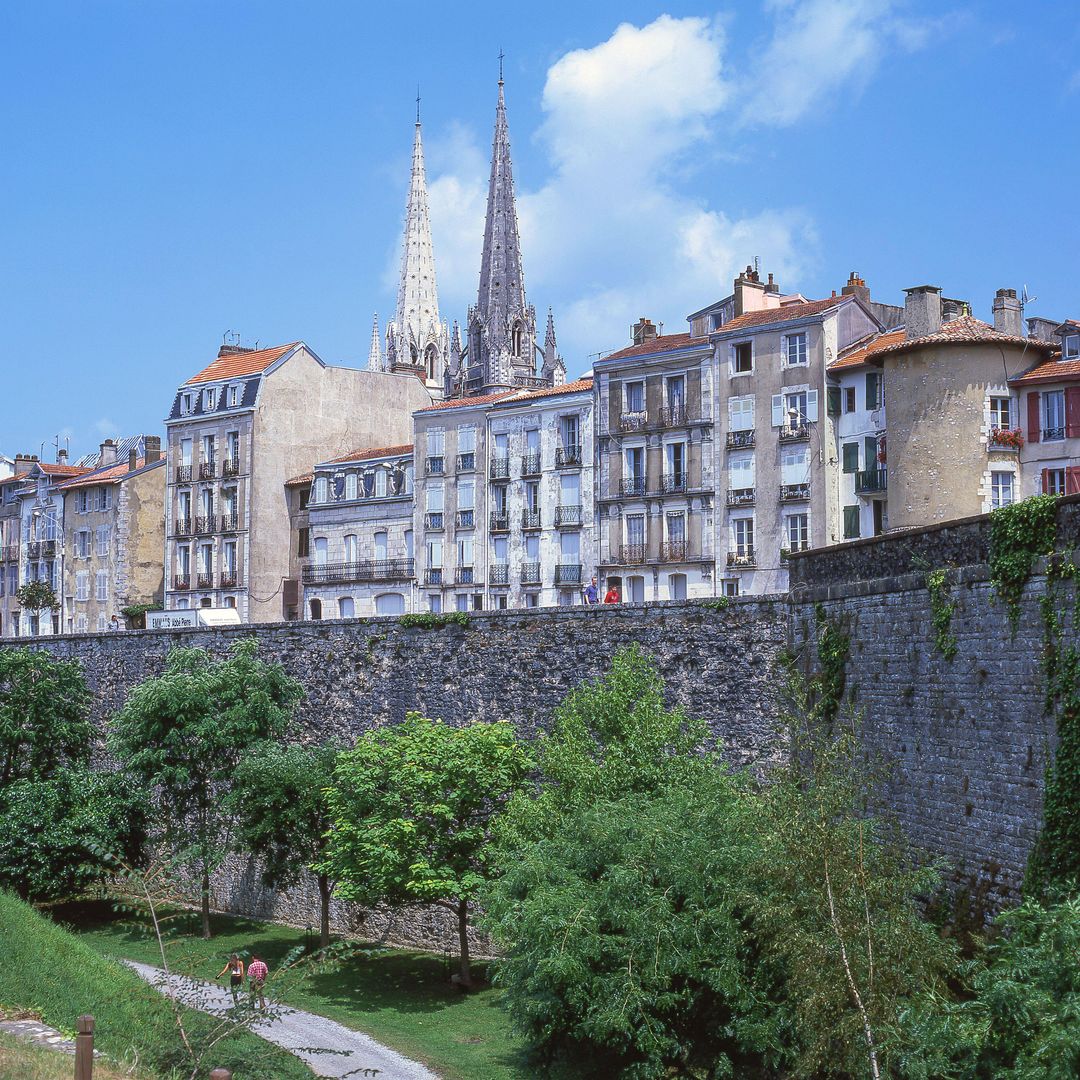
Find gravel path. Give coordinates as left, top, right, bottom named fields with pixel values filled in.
left=125, top=960, right=440, bottom=1079
left=0, top=1017, right=77, bottom=1054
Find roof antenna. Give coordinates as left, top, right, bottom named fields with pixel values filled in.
left=754, top=255, right=760, bottom=275
left=416, top=85, right=421, bottom=124
left=1021, top=284, right=1038, bottom=313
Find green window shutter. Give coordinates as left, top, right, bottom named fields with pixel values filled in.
left=864, top=436, right=878, bottom=471
left=866, top=372, right=881, bottom=410
left=827, top=387, right=841, bottom=417
left=842, top=443, right=859, bottom=473
left=843, top=506, right=860, bottom=540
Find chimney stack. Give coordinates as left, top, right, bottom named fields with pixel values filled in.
left=632, top=318, right=658, bottom=346
left=841, top=271, right=870, bottom=305
left=903, top=285, right=942, bottom=341
left=57, top=448, right=68, bottom=466
left=218, top=343, right=255, bottom=358
left=14, top=453, right=35, bottom=473
left=993, top=288, right=1023, bottom=338
left=128, top=448, right=138, bottom=472
left=733, top=264, right=767, bottom=317
left=144, top=436, right=162, bottom=464
left=765, top=272, right=780, bottom=295
left=99, top=439, right=117, bottom=467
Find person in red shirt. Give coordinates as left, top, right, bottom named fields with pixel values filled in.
left=603, top=585, right=621, bottom=604
left=247, top=956, right=269, bottom=1010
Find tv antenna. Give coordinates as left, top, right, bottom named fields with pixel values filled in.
left=1021, top=284, right=1038, bottom=312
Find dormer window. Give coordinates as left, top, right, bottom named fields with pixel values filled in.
left=1065, top=335, right=1080, bottom=360
left=228, top=384, right=240, bottom=407
left=180, top=392, right=193, bottom=415
left=204, top=388, right=217, bottom=411
left=314, top=476, right=329, bottom=504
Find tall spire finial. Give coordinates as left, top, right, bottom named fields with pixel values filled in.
left=498, top=48, right=505, bottom=84
left=368, top=313, right=383, bottom=372
left=416, top=85, right=421, bottom=125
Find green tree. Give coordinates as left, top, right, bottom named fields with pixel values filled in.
left=324, top=714, right=533, bottom=987
left=0, top=647, right=92, bottom=787
left=15, top=579, right=60, bottom=634
left=109, top=639, right=302, bottom=938
left=230, top=740, right=340, bottom=948
left=0, top=766, right=147, bottom=901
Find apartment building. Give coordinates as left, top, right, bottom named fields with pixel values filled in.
left=0, top=460, right=36, bottom=637
left=57, top=440, right=165, bottom=633
left=164, top=341, right=432, bottom=621
left=298, top=444, right=416, bottom=619
left=872, top=287, right=1056, bottom=528
left=485, top=378, right=595, bottom=607
left=594, top=322, right=715, bottom=602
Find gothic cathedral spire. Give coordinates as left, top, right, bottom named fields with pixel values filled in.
left=465, top=72, right=542, bottom=394
left=385, top=111, right=448, bottom=394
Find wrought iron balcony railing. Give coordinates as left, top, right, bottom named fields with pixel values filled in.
left=555, top=563, right=583, bottom=585
left=490, top=563, right=509, bottom=585
left=778, top=423, right=811, bottom=443
left=619, top=544, right=648, bottom=564
left=457, top=452, right=476, bottom=472
left=456, top=509, right=475, bottom=529
left=521, top=451, right=541, bottom=476
left=194, top=515, right=213, bottom=534
left=727, top=550, right=756, bottom=567
left=726, top=487, right=755, bottom=507
left=489, top=456, right=510, bottom=480
left=425, top=456, right=445, bottom=475
left=173, top=574, right=190, bottom=590
left=220, top=514, right=239, bottom=532
left=0, top=545, right=18, bottom=562
left=618, top=411, right=648, bottom=432
left=222, top=458, right=240, bottom=477
left=726, top=430, right=754, bottom=449
left=855, top=469, right=887, bottom=495
left=989, top=428, right=1023, bottom=451
left=490, top=512, right=510, bottom=532
left=219, top=572, right=239, bottom=588
left=555, top=504, right=582, bottom=527
left=660, top=541, right=688, bottom=562
left=620, top=477, right=646, bottom=497
left=424, top=512, right=444, bottom=530
left=175, top=465, right=192, bottom=483
left=26, top=541, right=40, bottom=559
left=779, top=483, right=811, bottom=502
left=659, top=405, right=690, bottom=427
left=521, top=509, right=542, bottom=530
left=424, top=568, right=443, bottom=585
left=455, top=566, right=475, bottom=585
left=303, top=559, right=415, bottom=585
left=555, top=444, right=582, bottom=467
left=1043, top=426, right=1065, bottom=442
left=196, top=572, right=214, bottom=589
left=521, top=561, right=541, bottom=584
left=173, top=518, right=193, bottom=537
left=199, top=461, right=216, bottom=480
left=662, top=473, right=687, bottom=494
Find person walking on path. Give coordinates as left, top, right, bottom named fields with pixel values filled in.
left=583, top=577, right=599, bottom=605
left=217, top=953, right=245, bottom=1004
left=247, top=955, right=269, bottom=1010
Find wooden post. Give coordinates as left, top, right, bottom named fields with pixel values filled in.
left=74, top=1015, right=94, bottom=1080
left=209, top=1070, right=232, bottom=1079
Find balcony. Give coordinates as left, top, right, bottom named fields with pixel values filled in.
left=778, top=423, right=811, bottom=443
left=456, top=509, right=475, bottom=529
left=173, top=574, right=191, bottom=590
left=779, top=483, right=811, bottom=502
left=780, top=541, right=810, bottom=561
left=303, top=559, right=415, bottom=585
left=490, top=512, right=510, bottom=532
left=727, top=488, right=755, bottom=507
left=425, top=568, right=443, bottom=585
left=426, top=456, right=445, bottom=476
left=222, top=458, right=240, bottom=477
left=555, top=504, right=582, bottom=527
left=513, top=375, right=548, bottom=389
left=726, top=430, right=754, bottom=450
left=989, top=428, right=1023, bottom=452
left=620, top=477, right=646, bottom=497
left=659, top=405, right=692, bottom=427
left=199, top=461, right=216, bottom=480
left=1043, top=426, right=1065, bottom=442
left=521, top=561, right=541, bottom=584
left=521, top=509, right=542, bottom=530
left=555, top=563, right=583, bottom=586
left=521, top=451, right=541, bottom=476
left=457, top=452, right=476, bottom=472
left=555, top=444, right=582, bottom=468
left=26, top=541, right=40, bottom=559
left=490, top=563, right=509, bottom=585
left=455, top=567, right=476, bottom=585
left=1, top=545, right=17, bottom=562
left=173, top=518, right=193, bottom=537
left=194, top=515, right=214, bottom=534
left=425, top=512, right=444, bottom=530
left=661, top=541, right=688, bottom=562
left=618, top=411, right=648, bottom=433
left=489, top=456, right=511, bottom=480
left=727, top=550, right=756, bottom=568
left=219, top=572, right=240, bottom=588
left=196, top=572, right=214, bottom=589
left=220, top=513, right=240, bottom=532
left=619, top=544, right=647, bottom=565
left=855, top=469, right=887, bottom=495
left=175, top=465, right=192, bottom=483
left=662, top=473, right=687, bottom=495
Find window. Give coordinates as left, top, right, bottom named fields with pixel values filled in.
left=626, top=514, right=646, bottom=550
left=666, top=375, right=685, bottom=414
left=95, top=525, right=110, bottom=556
left=404, top=529, right=414, bottom=559
left=229, top=384, right=240, bottom=407
left=95, top=570, right=108, bottom=602
left=511, top=322, right=523, bottom=357
left=428, top=539, right=443, bottom=569
left=773, top=390, right=818, bottom=426
left=97, top=614, right=107, bottom=632
left=786, top=513, right=809, bottom=551
left=1065, top=335, right=1080, bottom=360
left=77, top=490, right=90, bottom=514
left=223, top=540, right=237, bottom=573
left=459, top=427, right=476, bottom=454
left=427, top=483, right=444, bottom=512
left=226, top=430, right=240, bottom=460
left=625, top=381, right=645, bottom=414
left=842, top=442, right=859, bottom=473
left=845, top=387, right=856, bottom=413
left=376, top=593, right=406, bottom=616
left=785, top=391, right=808, bottom=424
left=732, top=342, right=753, bottom=374
left=429, top=594, right=442, bottom=613
left=731, top=517, right=754, bottom=556
left=427, top=429, right=444, bottom=456
left=313, top=537, right=328, bottom=566
left=75, top=614, right=87, bottom=633
left=458, top=536, right=474, bottom=568
left=665, top=442, right=686, bottom=487
left=180, top=393, right=193, bottom=415
left=375, top=470, right=387, bottom=498
left=843, top=506, right=860, bottom=540
left=204, top=388, right=217, bottom=411
left=990, top=396, right=1013, bottom=430
left=784, top=332, right=808, bottom=366
left=456, top=594, right=470, bottom=612
left=724, top=580, right=739, bottom=597
left=827, top=387, right=841, bottom=417
left=403, top=462, right=414, bottom=494
left=991, top=470, right=1015, bottom=509
left=729, top=452, right=754, bottom=490
left=1045, top=468, right=1066, bottom=496
left=76, top=530, right=90, bottom=559
left=202, top=434, right=215, bottom=463
left=865, top=371, right=882, bottom=410
left=527, top=479, right=542, bottom=512
left=297, top=526, right=310, bottom=558
left=344, top=534, right=359, bottom=562
left=75, top=571, right=89, bottom=601
left=668, top=573, right=687, bottom=600
left=457, top=479, right=475, bottom=512
left=314, top=476, right=328, bottom=504
left=780, top=447, right=809, bottom=485
left=309, top=598, right=322, bottom=620
left=338, top=597, right=355, bottom=619
left=625, top=446, right=645, bottom=491
left=180, top=438, right=192, bottom=466
left=728, top=396, right=754, bottom=431
left=560, top=414, right=580, bottom=448
left=666, top=511, right=686, bottom=545
left=1044, top=390, right=1066, bottom=440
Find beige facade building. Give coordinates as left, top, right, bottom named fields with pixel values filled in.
left=163, top=341, right=432, bottom=622
left=58, top=440, right=165, bottom=633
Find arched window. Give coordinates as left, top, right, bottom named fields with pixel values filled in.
left=425, top=344, right=438, bottom=382
left=338, top=597, right=355, bottom=619
left=309, top=597, right=322, bottom=620
left=410, top=343, right=419, bottom=365
left=511, top=322, right=523, bottom=358
left=375, top=593, right=405, bottom=616
left=200, top=597, right=212, bottom=608
left=224, top=596, right=236, bottom=608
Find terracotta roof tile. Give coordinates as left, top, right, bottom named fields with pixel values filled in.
left=37, top=463, right=92, bottom=478
left=1010, top=357, right=1080, bottom=386
left=830, top=329, right=906, bottom=372
left=417, top=390, right=520, bottom=412
left=873, top=316, right=1057, bottom=360
left=716, top=295, right=849, bottom=335
left=185, top=342, right=300, bottom=385
left=325, top=443, right=414, bottom=465
left=489, top=377, right=594, bottom=406
left=58, top=458, right=163, bottom=488
left=285, top=472, right=313, bottom=488
left=600, top=333, right=700, bottom=363
left=0, top=471, right=30, bottom=486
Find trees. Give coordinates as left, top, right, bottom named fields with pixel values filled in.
left=0, top=647, right=92, bottom=786
left=15, top=580, right=60, bottom=635
left=109, top=639, right=302, bottom=938
left=324, top=714, right=533, bottom=987
left=230, top=740, right=340, bottom=948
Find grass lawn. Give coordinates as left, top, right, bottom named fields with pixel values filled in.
left=64, top=903, right=570, bottom=1080
left=0, top=1030, right=159, bottom=1080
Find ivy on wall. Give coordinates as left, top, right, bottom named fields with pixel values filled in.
left=988, top=494, right=1057, bottom=631
left=926, top=569, right=959, bottom=661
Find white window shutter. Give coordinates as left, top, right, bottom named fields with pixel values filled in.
left=771, top=394, right=784, bottom=427
left=807, top=389, right=819, bottom=422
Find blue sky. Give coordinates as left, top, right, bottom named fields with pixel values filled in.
left=1, top=0, right=1077, bottom=460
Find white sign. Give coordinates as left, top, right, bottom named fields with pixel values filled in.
left=147, top=610, right=198, bottom=631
